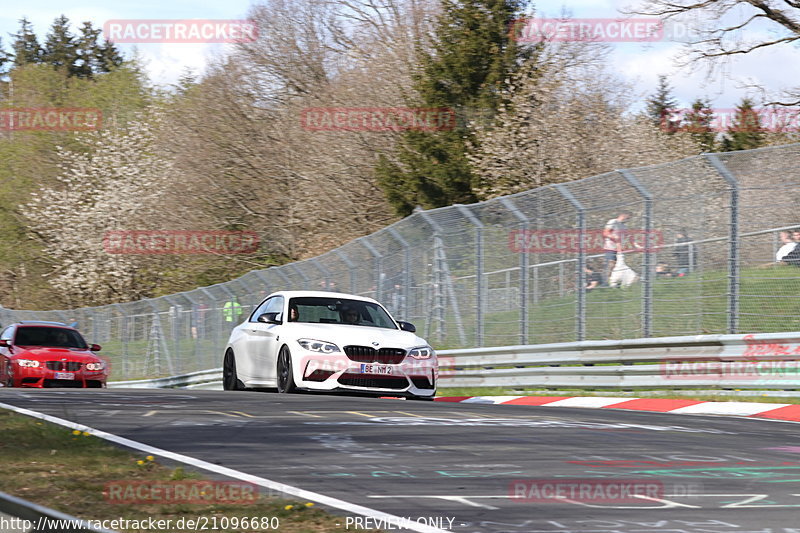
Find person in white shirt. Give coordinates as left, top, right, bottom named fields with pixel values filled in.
left=603, top=211, right=631, bottom=284
left=776, top=230, right=797, bottom=262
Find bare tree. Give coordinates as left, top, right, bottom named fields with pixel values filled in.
left=165, top=0, right=439, bottom=261
left=626, top=0, right=800, bottom=105
left=468, top=40, right=699, bottom=199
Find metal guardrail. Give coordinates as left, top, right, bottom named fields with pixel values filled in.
left=0, top=490, right=118, bottom=532
left=109, top=367, right=222, bottom=389
left=438, top=332, right=800, bottom=390
left=111, top=332, right=800, bottom=392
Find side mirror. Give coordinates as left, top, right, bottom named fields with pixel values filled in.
left=257, top=312, right=282, bottom=324
left=398, top=321, right=416, bottom=333
left=0, top=339, right=9, bottom=347
left=89, top=344, right=102, bottom=352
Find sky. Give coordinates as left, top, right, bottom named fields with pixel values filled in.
left=1, top=0, right=798, bottom=110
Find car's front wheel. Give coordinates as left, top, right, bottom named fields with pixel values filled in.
left=223, top=350, right=245, bottom=391
left=276, top=345, right=296, bottom=394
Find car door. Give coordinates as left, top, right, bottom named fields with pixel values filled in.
left=237, top=296, right=284, bottom=383
left=0, top=326, right=14, bottom=383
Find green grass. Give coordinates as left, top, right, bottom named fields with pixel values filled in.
left=434, top=264, right=800, bottom=349
left=0, top=410, right=363, bottom=532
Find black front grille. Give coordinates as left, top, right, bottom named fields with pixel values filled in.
left=344, top=346, right=406, bottom=364
left=338, top=373, right=409, bottom=389
left=43, top=379, right=83, bottom=388
left=46, top=361, right=82, bottom=371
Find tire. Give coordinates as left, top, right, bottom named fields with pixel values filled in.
left=276, top=345, right=296, bottom=394
left=223, top=350, right=245, bottom=391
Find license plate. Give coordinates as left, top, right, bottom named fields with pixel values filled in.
left=360, top=364, right=393, bottom=375
left=54, top=372, right=75, bottom=380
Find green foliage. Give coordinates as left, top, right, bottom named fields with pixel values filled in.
left=5, top=15, right=122, bottom=78
left=721, top=97, right=766, bottom=151
left=9, top=17, right=43, bottom=67
left=680, top=98, right=718, bottom=152
left=645, top=75, right=678, bottom=132
left=376, top=0, right=534, bottom=216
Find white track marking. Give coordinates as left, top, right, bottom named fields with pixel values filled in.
left=543, top=397, right=635, bottom=408
left=0, top=402, right=451, bottom=533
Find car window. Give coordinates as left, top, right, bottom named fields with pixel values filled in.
left=0, top=326, right=13, bottom=341
left=250, top=296, right=284, bottom=322
left=288, top=297, right=397, bottom=329
left=14, top=327, right=88, bottom=349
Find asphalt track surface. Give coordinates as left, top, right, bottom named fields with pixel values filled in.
left=2, top=388, right=800, bottom=533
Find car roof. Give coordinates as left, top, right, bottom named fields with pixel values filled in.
left=15, top=321, right=76, bottom=329
left=268, top=290, right=380, bottom=304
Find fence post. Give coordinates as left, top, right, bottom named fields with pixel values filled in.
left=334, top=249, right=357, bottom=293
left=387, top=228, right=411, bottom=319
left=164, top=295, right=182, bottom=374
left=619, top=169, right=654, bottom=338
left=287, top=263, right=310, bottom=290
left=112, top=303, right=129, bottom=379
left=456, top=204, right=485, bottom=347
left=310, top=257, right=332, bottom=291
left=704, top=153, right=740, bottom=334
left=417, top=210, right=467, bottom=346
left=555, top=185, right=586, bottom=342
left=272, top=266, right=293, bottom=288
left=199, top=287, right=220, bottom=369
left=500, top=198, right=529, bottom=344
left=358, top=237, right=383, bottom=301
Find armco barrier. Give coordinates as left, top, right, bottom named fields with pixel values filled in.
left=109, top=367, right=222, bottom=389
left=0, top=490, right=118, bottom=532
left=108, top=332, right=800, bottom=392
left=437, top=332, right=800, bottom=390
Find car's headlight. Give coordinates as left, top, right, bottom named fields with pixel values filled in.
left=16, top=359, right=40, bottom=368
left=297, top=339, right=341, bottom=354
left=408, top=346, right=434, bottom=359
left=85, top=362, right=105, bottom=371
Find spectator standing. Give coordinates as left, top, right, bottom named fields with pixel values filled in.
left=223, top=297, right=243, bottom=323
left=603, top=211, right=631, bottom=284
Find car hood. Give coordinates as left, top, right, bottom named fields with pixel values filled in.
left=10, top=347, right=101, bottom=361
left=282, top=323, right=430, bottom=351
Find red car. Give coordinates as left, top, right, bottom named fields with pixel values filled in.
left=0, top=321, right=108, bottom=388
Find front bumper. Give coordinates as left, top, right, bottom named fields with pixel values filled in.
left=295, top=350, right=437, bottom=397
left=10, top=366, right=108, bottom=388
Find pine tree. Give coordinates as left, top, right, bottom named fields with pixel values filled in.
left=73, top=21, right=123, bottom=78
left=721, top=97, right=765, bottom=151
left=680, top=98, right=717, bottom=152
left=42, top=15, right=77, bottom=73
left=375, top=0, right=534, bottom=216
left=0, top=38, right=10, bottom=75
left=10, top=17, right=43, bottom=66
left=646, top=75, right=678, bottom=133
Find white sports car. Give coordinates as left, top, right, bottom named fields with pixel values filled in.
left=223, top=291, right=437, bottom=399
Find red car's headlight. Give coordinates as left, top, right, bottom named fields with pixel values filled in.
left=15, top=359, right=40, bottom=368
left=85, top=362, right=106, bottom=371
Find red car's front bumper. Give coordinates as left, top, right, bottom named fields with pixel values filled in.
left=10, top=366, right=107, bottom=388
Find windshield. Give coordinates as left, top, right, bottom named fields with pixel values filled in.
left=14, top=327, right=88, bottom=349
left=287, top=297, right=397, bottom=329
